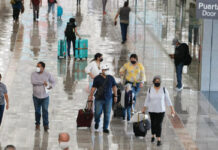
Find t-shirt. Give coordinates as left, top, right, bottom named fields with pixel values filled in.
left=32, top=0, right=40, bottom=6
left=93, top=75, right=116, bottom=101
left=0, top=82, right=7, bottom=105
left=65, top=22, right=77, bottom=40
left=118, top=7, right=131, bottom=24
left=174, top=43, right=189, bottom=66
left=85, top=61, right=101, bottom=82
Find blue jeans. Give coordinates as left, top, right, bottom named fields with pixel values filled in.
left=67, top=39, right=76, bottom=57
left=48, top=3, right=55, bottom=14
left=120, top=23, right=129, bottom=42
left=0, top=104, right=5, bottom=126
left=123, top=106, right=131, bottom=121
left=33, top=96, right=49, bottom=126
left=94, top=99, right=112, bottom=130
left=176, top=63, right=184, bottom=88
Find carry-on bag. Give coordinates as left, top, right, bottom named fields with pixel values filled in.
left=76, top=100, right=93, bottom=128
left=113, top=103, right=124, bottom=118
left=57, top=6, right=63, bottom=18
left=58, top=39, right=67, bottom=58
left=75, top=39, right=88, bottom=59
left=133, top=113, right=151, bottom=137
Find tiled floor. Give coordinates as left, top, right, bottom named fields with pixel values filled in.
left=0, top=0, right=218, bottom=150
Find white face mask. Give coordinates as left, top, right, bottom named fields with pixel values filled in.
left=59, top=142, right=70, bottom=149
left=36, top=67, right=41, bottom=73
left=105, top=70, right=110, bottom=75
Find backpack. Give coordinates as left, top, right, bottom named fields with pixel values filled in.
left=48, top=0, right=55, bottom=3
left=65, top=23, right=75, bottom=39
left=184, top=53, right=192, bottom=66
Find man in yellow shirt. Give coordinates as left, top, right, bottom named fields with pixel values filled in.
left=120, top=54, right=146, bottom=112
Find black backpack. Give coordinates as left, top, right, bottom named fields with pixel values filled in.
left=65, top=23, right=75, bottom=39
left=183, top=44, right=192, bottom=66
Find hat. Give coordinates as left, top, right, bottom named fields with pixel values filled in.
left=172, top=38, right=179, bottom=45
left=101, top=64, right=109, bottom=70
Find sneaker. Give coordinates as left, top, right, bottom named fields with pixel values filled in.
left=35, top=125, right=40, bottom=130
left=151, top=137, right=155, bottom=143
left=157, top=141, right=162, bottom=146
left=95, top=123, right=99, bottom=130
left=103, top=129, right=110, bottom=134
left=44, top=126, right=49, bottom=132
left=121, top=41, right=125, bottom=44
left=175, top=86, right=183, bottom=91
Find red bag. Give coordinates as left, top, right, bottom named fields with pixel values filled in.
left=76, top=101, right=93, bottom=128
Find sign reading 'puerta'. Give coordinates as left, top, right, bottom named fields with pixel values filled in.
left=196, top=0, right=218, bottom=19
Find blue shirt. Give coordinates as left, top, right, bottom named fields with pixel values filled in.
left=93, top=74, right=116, bottom=101
left=0, top=82, right=7, bottom=105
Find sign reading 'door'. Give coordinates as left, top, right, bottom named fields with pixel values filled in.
left=196, top=0, right=218, bottom=19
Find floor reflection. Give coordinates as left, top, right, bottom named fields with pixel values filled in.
left=76, top=6, right=83, bottom=27
left=33, top=131, right=49, bottom=150
left=30, top=22, right=41, bottom=57
left=10, top=23, right=19, bottom=52
left=76, top=129, right=93, bottom=150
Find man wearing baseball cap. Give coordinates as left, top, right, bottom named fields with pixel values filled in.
left=88, top=64, right=117, bottom=133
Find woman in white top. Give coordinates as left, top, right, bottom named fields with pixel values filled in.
left=85, top=53, right=103, bottom=89
left=142, top=75, right=175, bottom=146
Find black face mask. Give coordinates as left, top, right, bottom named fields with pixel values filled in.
left=154, top=83, right=160, bottom=87
left=131, top=61, right=136, bottom=64
left=100, top=58, right=103, bottom=62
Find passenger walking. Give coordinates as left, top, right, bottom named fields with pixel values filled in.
left=141, top=75, right=175, bottom=146
left=170, top=38, right=190, bottom=91
left=65, top=18, right=81, bottom=58
left=0, top=74, right=9, bottom=127
left=88, top=64, right=117, bottom=133
left=47, top=0, right=57, bottom=19
left=114, top=1, right=131, bottom=44
left=85, top=53, right=103, bottom=90
left=102, top=0, right=107, bottom=15
left=30, top=0, right=42, bottom=21
left=123, top=83, right=134, bottom=121
left=59, top=132, right=70, bottom=150
left=11, top=0, right=23, bottom=22
left=120, top=54, right=146, bottom=113
left=31, top=61, right=55, bottom=132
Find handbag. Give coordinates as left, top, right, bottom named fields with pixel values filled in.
left=94, top=76, right=108, bottom=100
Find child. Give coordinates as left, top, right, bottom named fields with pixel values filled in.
left=123, top=83, right=134, bottom=121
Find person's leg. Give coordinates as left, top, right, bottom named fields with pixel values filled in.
left=132, top=84, right=141, bottom=109
left=103, top=99, right=112, bottom=130
left=102, top=0, right=107, bottom=13
left=149, top=112, right=157, bottom=137
left=67, top=39, right=71, bottom=57
left=123, top=108, right=127, bottom=120
left=72, top=39, right=76, bottom=57
left=51, top=3, right=55, bottom=18
left=47, top=3, right=52, bottom=15
left=42, top=97, right=49, bottom=127
left=94, top=100, right=104, bottom=127
left=33, top=5, right=36, bottom=20
left=124, top=24, right=128, bottom=42
left=0, top=104, right=5, bottom=126
left=36, top=5, right=39, bottom=19
left=13, top=8, right=16, bottom=21
left=16, top=8, right=21, bottom=20
left=156, top=112, right=165, bottom=140
left=120, top=23, right=125, bottom=42
left=33, top=96, right=42, bottom=125
left=127, top=106, right=131, bottom=121
left=176, top=63, right=184, bottom=88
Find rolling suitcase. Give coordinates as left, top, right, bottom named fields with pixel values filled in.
left=58, top=39, right=67, bottom=58
left=77, top=100, right=93, bottom=128
left=74, top=61, right=87, bottom=81
left=133, top=113, right=151, bottom=137
left=113, top=103, right=124, bottom=118
left=75, top=39, right=88, bottom=60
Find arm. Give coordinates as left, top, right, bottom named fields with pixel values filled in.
left=48, top=74, right=56, bottom=89
left=164, top=89, right=175, bottom=115
left=85, top=63, right=95, bottom=79
left=75, top=28, right=81, bottom=39
left=31, top=73, right=44, bottom=86
left=114, top=9, right=120, bottom=22
left=142, top=89, right=149, bottom=113
left=88, top=87, right=97, bottom=101
left=112, top=85, right=117, bottom=103
left=139, top=64, right=146, bottom=87
left=4, top=94, right=9, bottom=110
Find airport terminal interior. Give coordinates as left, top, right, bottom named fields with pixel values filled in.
left=0, top=0, right=218, bottom=149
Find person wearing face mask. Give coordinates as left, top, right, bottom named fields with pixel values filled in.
left=59, top=132, right=70, bottom=150
left=141, top=75, right=175, bottom=146
left=88, top=64, right=117, bottom=133
left=120, top=54, right=146, bottom=113
left=31, top=61, right=55, bottom=132
left=169, top=38, right=190, bottom=91
left=0, top=73, right=9, bottom=127
left=85, top=53, right=103, bottom=90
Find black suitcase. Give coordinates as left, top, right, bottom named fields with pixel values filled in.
left=133, top=113, right=151, bottom=137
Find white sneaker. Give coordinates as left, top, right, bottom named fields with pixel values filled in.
left=175, top=86, right=183, bottom=91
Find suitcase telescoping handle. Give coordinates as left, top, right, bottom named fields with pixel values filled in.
left=85, top=100, right=93, bottom=110
left=137, top=112, right=146, bottom=123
